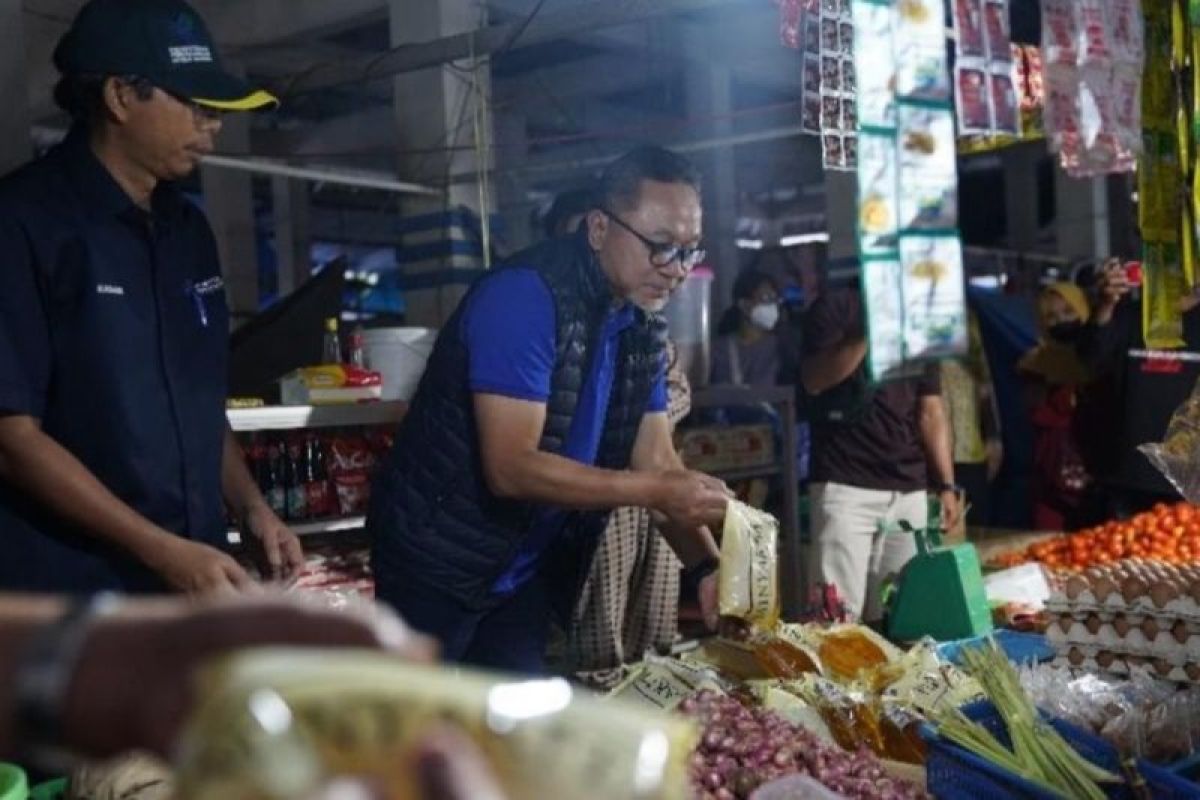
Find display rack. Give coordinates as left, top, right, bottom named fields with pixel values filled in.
left=687, top=384, right=803, bottom=619
left=225, top=402, right=408, bottom=544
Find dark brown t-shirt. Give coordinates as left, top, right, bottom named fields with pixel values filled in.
left=803, top=289, right=940, bottom=492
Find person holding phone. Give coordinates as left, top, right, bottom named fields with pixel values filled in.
left=1077, top=259, right=1200, bottom=515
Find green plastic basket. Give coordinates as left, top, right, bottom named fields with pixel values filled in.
left=0, top=764, right=28, bottom=800
left=28, top=778, right=65, bottom=800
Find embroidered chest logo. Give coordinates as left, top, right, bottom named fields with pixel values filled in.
left=96, top=284, right=125, bottom=296
left=193, top=276, right=225, bottom=296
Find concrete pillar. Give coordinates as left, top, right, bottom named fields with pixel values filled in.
left=0, top=0, right=32, bottom=175
left=389, top=0, right=493, bottom=328
left=200, top=80, right=258, bottom=325
left=1003, top=145, right=1041, bottom=252
left=1055, top=170, right=1110, bottom=260
left=686, top=60, right=739, bottom=312
left=492, top=109, right=534, bottom=253
left=824, top=171, right=858, bottom=261
left=272, top=177, right=312, bottom=297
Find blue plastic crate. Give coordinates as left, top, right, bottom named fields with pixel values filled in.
left=924, top=701, right=1200, bottom=800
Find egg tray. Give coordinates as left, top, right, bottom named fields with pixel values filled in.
left=1046, top=590, right=1200, bottom=622
left=1052, top=649, right=1200, bottom=686
left=1047, top=620, right=1200, bottom=665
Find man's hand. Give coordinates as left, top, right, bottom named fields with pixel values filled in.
left=939, top=489, right=965, bottom=535
left=143, top=537, right=257, bottom=597
left=655, top=470, right=730, bottom=529
left=1095, top=258, right=1132, bottom=325
left=242, top=503, right=305, bottom=582
left=697, top=571, right=720, bottom=631
left=62, top=594, right=437, bottom=760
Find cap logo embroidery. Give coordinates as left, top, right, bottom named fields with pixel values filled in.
left=167, top=13, right=212, bottom=64
left=96, top=284, right=126, bottom=296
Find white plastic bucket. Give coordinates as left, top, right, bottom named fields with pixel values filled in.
left=362, top=327, right=437, bottom=401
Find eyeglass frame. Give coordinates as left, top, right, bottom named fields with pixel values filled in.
left=598, top=206, right=706, bottom=271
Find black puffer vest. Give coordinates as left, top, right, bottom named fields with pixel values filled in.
left=368, top=233, right=667, bottom=612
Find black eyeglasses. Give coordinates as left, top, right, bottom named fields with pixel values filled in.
left=600, top=207, right=705, bottom=271
left=115, top=75, right=224, bottom=125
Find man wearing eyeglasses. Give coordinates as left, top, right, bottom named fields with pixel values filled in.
left=369, top=146, right=731, bottom=672
left=0, top=0, right=302, bottom=595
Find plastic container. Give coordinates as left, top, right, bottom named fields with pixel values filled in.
left=360, top=327, right=437, bottom=401
left=0, top=765, right=27, bottom=800
left=663, top=268, right=712, bottom=388
left=923, top=701, right=1200, bottom=800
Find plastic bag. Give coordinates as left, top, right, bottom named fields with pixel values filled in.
left=750, top=775, right=848, bottom=800
left=718, top=500, right=780, bottom=629
left=609, top=654, right=728, bottom=712
left=175, top=649, right=698, bottom=800
left=1139, top=375, right=1200, bottom=502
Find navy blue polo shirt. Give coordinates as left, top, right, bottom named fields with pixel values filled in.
left=460, top=268, right=667, bottom=596
left=0, top=128, right=231, bottom=593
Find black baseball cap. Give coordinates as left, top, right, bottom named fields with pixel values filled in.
left=53, top=0, right=278, bottom=112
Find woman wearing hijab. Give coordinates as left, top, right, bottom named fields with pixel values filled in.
left=1018, top=282, right=1101, bottom=531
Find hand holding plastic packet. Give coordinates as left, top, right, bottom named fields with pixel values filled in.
left=1139, top=375, right=1200, bottom=502
left=719, top=499, right=781, bottom=630
left=174, top=649, right=697, bottom=800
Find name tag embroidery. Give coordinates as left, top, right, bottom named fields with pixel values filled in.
left=193, top=276, right=224, bottom=296
left=96, top=284, right=125, bottom=296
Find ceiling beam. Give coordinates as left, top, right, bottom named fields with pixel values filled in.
left=285, top=0, right=740, bottom=94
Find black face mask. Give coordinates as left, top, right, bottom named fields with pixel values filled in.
left=1048, top=320, right=1084, bottom=343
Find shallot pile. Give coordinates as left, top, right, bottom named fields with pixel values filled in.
left=679, top=691, right=925, bottom=800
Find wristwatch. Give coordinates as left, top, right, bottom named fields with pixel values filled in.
left=935, top=482, right=964, bottom=496
left=14, top=593, right=121, bottom=770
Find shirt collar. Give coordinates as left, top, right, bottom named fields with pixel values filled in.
left=58, top=126, right=185, bottom=224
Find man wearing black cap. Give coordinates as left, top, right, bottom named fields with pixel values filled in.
left=0, top=0, right=302, bottom=595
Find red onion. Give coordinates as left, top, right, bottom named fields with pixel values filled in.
left=679, top=691, right=927, bottom=800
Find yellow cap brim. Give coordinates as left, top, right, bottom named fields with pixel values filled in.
left=192, top=89, right=279, bottom=112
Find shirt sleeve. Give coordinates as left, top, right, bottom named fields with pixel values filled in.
left=803, top=289, right=860, bottom=355
left=463, top=269, right=556, bottom=402
left=1078, top=300, right=1135, bottom=375
left=0, top=217, right=51, bottom=417
left=917, top=362, right=942, bottom=396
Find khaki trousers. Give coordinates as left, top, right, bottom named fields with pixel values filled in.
left=808, top=481, right=926, bottom=622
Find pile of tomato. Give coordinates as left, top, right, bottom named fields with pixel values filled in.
left=991, top=502, right=1200, bottom=572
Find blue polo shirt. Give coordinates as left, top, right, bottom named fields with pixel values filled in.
left=0, top=128, right=231, bottom=593
left=462, top=269, right=667, bottom=595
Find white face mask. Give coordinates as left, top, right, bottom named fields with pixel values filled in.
left=749, top=302, right=779, bottom=331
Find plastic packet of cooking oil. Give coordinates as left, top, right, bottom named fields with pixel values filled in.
left=861, top=257, right=910, bottom=381
left=853, top=0, right=897, bottom=128
left=1140, top=373, right=1200, bottom=503
left=609, top=654, right=729, bottom=712
left=894, top=0, right=950, bottom=101
left=785, top=674, right=887, bottom=755
left=857, top=131, right=899, bottom=255
left=878, top=639, right=985, bottom=715
left=746, top=680, right=838, bottom=745
left=175, top=649, right=698, bottom=800
left=718, top=500, right=780, bottom=630
left=782, top=623, right=902, bottom=684
left=899, top=234, right=968, bottom=362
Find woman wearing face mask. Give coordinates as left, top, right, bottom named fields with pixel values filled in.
left=710, top=269, right=789, bottom=388
left=1018, top=282, right=1103, bottom=531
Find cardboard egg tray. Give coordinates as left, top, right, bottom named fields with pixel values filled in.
left=1054, top=647, right=1200, bottom=685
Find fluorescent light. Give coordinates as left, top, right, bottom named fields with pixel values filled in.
left=780, top=232, right=830, bottom=246
left=735, top=238, right=764, bottom=250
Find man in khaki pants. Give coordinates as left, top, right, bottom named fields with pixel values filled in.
left=801, top=289, right=962, bottom=622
